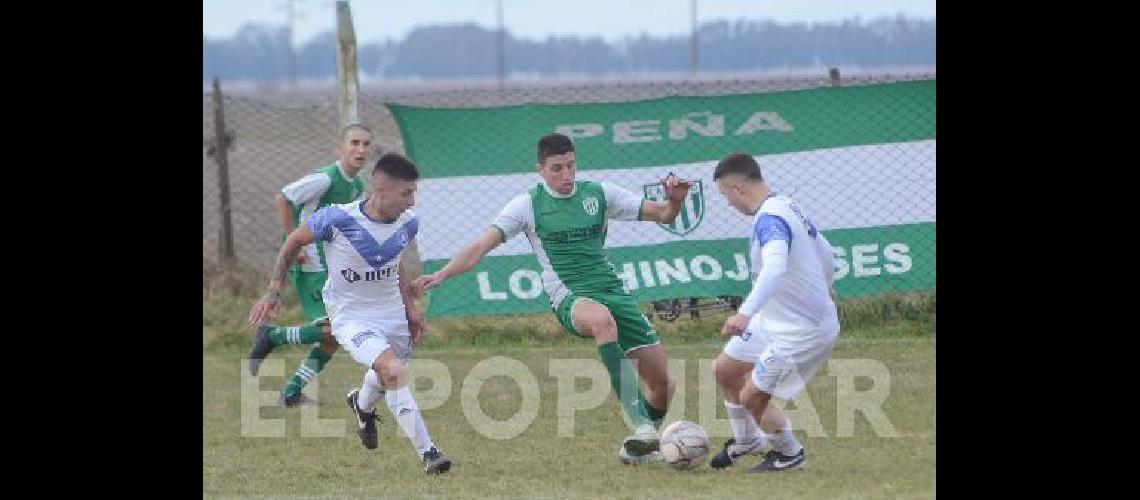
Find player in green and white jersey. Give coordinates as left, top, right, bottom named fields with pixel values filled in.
left=247, top=124, right=371, bottom=407
left=416, top=133, right=692, bottom=464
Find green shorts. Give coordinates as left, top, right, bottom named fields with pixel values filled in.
left=289, top=269, right=328, bottom=323
left=553, top=290, right=660, bottom=352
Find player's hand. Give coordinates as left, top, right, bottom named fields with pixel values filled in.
left=662, top=172, right=694, bottom=203
left=414, top=272, right=446, bottom=296
left=407, top=309, right=426, bottom=346
left=294, top=253, right=308, bottom=265
left=248, top=290, right=282, bottom=325
left=720, top=313, right=750, bottom=337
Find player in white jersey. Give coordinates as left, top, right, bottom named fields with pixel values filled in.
left=707, top=153, right=839, bottom=473
left=249, top=153, right=452, bottom=475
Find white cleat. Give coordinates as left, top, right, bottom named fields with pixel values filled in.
left=622, top=423, right=660, bottom=455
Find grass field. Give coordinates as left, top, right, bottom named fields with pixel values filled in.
left=204, top=289, right=935, bottom=498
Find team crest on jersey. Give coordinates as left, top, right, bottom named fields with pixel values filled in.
left=643, top=179, right=704, bottom=236
left=582, top=196, right=599, bottom=215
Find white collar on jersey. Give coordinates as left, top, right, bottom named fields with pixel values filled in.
left=751, top=191, right=778, bottom=215
left=333, top=161, right=353, bottom=181
left=541, top=180, right=577, bottom=198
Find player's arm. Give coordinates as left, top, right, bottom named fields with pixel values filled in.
left=399, top=239, right=427, bottom=344
left=249, top=226, right=317, bottom=324
left=415, top=227, right=504, bottom=293
left=721, top=215, right=792, bottom=336
left=737, top=240, right=789, bottom=317
left=813, top=232, right=838, bottom=301
left=275, top=194, right=295, bottom=235
left=639, top=173, right=692, bottom=224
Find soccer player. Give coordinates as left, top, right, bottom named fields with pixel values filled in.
left=249, top=153, right=451, bottom=475
left=414, top=132, right=692, bottom=465
left=247, top=124, right=370, bottom=407
left=707, top=153, right=840, bottom=473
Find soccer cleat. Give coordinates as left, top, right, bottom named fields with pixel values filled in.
left=345, top=389, right=380, bottom=450
left=709, top=437, right=767, bottom=469
left=277, top=391, right=317, bottom=407
left=622, top=423, right=660, bottom=455
left=747, top=448, right=806, bottom=473
left=248, top=324, right=276, bottom=376
left=421, top=446, right=452, bottom=475
left=617, top=445, right=663, bottom=465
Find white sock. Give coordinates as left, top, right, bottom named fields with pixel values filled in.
left=724, top=401, right=760, bottom=445
left=385, top=386, right=435, bottom=457
left=357, top=370, right=385, bottom=412
left=770, top=418, right=803, bottom=455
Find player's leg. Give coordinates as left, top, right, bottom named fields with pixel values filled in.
left=279, top=272, right=337, bottom=406
left=560, top=295, right=658, bottom=457
left=608, top=294, right=672, bottom=430
left=740, top=373, right=805, bottom=473
left=564, top=297, right=655, bottom=427
left=739, top=333, right=835, bottom=473
left=335, top=320, right=450, bottom=474
left=247, top=270, right=329, bottom=378
left=711, top=321, right=788, bottom=469
left=370, top=338, right=452, bottom=475
left=709, top=350, right=768, bottom=469
left=345, top=368, right=383, bottom=450
left=744, top=318, right=839, bottom=472
left=625, top=345, right=670, bottom=427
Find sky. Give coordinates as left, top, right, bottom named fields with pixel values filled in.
left=203, top=0, right=936, bottom=45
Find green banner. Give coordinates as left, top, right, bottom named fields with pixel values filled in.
left=390, top=80, right=936, bottom=178
left=424, top=223, right=935, bottom=317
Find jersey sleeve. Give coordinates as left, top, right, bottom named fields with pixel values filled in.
left=281, top=172, right=332, bottom=205
left=602, top=182, right=643, bottom=221
left=490, top=194, right=533, bottom=242
left=306, top=206, right=341, bottom=242
left=754, top=213, right=794, bottom=248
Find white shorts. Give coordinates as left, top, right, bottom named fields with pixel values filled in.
left=722, top=315, right=839, bottom=400
left=330, top=314, right=412, bottom=368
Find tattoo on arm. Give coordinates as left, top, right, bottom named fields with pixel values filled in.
left=270, top=240, right=303, bottom=287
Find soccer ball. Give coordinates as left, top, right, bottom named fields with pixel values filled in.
left=659, top=420, right=710, bottom=470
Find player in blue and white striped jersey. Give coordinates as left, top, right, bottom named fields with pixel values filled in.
left=249, top=153, right=451, bottom=475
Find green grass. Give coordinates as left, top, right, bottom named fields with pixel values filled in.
left=204, top=339, right=934, bottom=498
left=205, top=264, right=934, bottom=498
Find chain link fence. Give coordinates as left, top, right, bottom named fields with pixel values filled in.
left=204, top=72, right=935, bottom=318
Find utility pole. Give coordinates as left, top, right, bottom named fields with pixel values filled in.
left=690, top=0, right=698, bottom=74
left=497, top=0, right=505, bottom=89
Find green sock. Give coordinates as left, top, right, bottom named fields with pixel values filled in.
left=282, top=347, right=332, bottom=397
left=597, top=341, right=651, bottom=428
left=268, top=323, right=324, bottom=346
left=641, top=398, right=668, bottom=430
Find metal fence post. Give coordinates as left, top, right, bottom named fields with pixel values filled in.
left=212, top=78, right=235, bottom=264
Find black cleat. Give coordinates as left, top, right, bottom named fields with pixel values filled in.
left=710, top=437, right=766, bottom=469
left=248, top=324, right=276, bottom=376
left=422, top=446, right=452, bottom=475
left=277, top=392, right=317, bottom=407
left=345, top=389, right=380, bottom=450
left=747, top=448, right=806, bottom=473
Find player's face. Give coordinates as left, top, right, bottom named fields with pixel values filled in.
left=538, top=151, right=576, bottom=195
left=715, top=177, right=749, bottom=215
left=376, top=176, right=417, bottom=218
left=338, top=130, right=373, bottom=170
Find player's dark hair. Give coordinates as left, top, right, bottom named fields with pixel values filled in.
left=373, top=153, right=419, bottom=181
left=713, top=153, right=763, bottom=181
left=537, top=133, right=575, bottom=165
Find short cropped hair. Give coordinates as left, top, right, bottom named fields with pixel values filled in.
left=713, top=153, right=763, bottom=181
left=537, top=133, right=574, bottom=164
left=373, top=153, right=419, bottom=181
